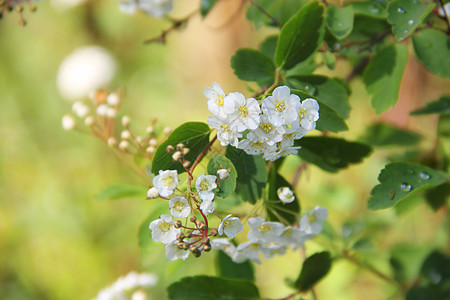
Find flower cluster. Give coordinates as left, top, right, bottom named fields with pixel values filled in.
left=148, top=166, right=243, bottom=261
left=118, top=0, right=173, bottom=18
left=212, top=206, right=328, bottom=264
left=93, top=271, right=157, bottom=300
left=205, top=83, right=319, bottom=161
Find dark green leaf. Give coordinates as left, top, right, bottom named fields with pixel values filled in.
left=390, top=245, right=433, bottom=284
left=207, top=154, right=237, bottom=198
left=425, top=183, right=450, bottom=211
left=265, top=166, right=300, bottom=225
left=295, top=252, right=332, bottom=291
left=287, top=75, right=351, bottom=119
left=167, top=276, right=260, bottom=300
left=246, top=0, right=307, bottom=29
left=420, top=251, right=450, bottom=283
left=351, top=1, right=387, bottom=19
left=225, top=146, right=267, bottom=204
left=295, top=137, right=372, bottom=173
left=216, top=251, right=255, bottom=281
left=200, top=0, right=219, bottom=17
left=275, top=2, right=325, bottom=69
left=291, top=90, right=348, bottom=132
left=326, top=4, right=354, bottom=39
left=95, top=184, right=147, bottom=201
left=323, top=51, right=336, bottom=70
left=363, top=43, right=408, bottom=114
left=282, top=56, right=317, bottom=77
left=359, top=122, right=421, bottom=146
left=151, top=122, right=211, bottom=175
left=230, top=48, right=276, bottom=82
left=412, top=29, right=450, bottom=78
left=387, top=0, right=435, bottom=41
left=368, top=162, right=450, bottom=210
left=411, top=96, right=450, bottom=115
left=259, top=35, right=278, bottom=61
left=406, top=285, right=450, bottom=300
left=214, top=193, right=245, bottom=213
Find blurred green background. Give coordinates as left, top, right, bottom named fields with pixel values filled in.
left=0, top=1, right=449, bottom=299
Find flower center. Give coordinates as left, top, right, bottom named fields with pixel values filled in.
left=174, top=201, right=184, bottom=212
left=200, top=179, right=209, bottom=191
left=160, top=222, right=171, bottom=232
left=274, top=100, right=286, bottom=112
left=308, top=214, right=317, bottom=223
left=259, top=224, right=271, bottom=233
left=251, top=141, right=264, bottom=148
left=164, top=176, right=174, bottom=187
left=238, top=106, right=249, bottom=117
left=260, top=122, right=273, bottom=134
left=216, top=95, right=224, bottom=106
left=220, top=124, right=231, bottom=132
left=298, top=109, right=307, bottom=119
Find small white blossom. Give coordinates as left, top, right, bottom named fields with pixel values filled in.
left=200, top=200, right=215, bottom=216
left=62, top=114, right=76, bottom=130
left=211, top=238, right=246, bottom=263
left=93, top=271, right=157, bottom=300
left=168, top=196, right=191, bottom=218
left=122, top=115, right=131, bottom=127
left=207, top=115, right=242, bottom=147
left=237, top=241, right=268, bottom=264
left=247, top=217, right=284, bottom=243
left=121, top=130, right=131, bottom=140
left=195, top=174, right=217, bottom=202
left=263, top=144, right=301, bottom=161
left=149, top=214, right=180, bottom=244
left=106, top=107, right=117, bottom=118
left=263, top=244, right=287, bottom=259
left=217, top=169, right=230, bottom=180
left=297, top=98, right=320, bottom=131
left=119, top=0, right=173, bottom=18
left=119, top=140, right=129, bottom=150
left=96, top=104, right=109, bottom=116
left=277, top=187, right=295, bottom=204
left=247, top=114, right=285, bottom=146
left=262, top=86, right=300, bottom=126
left=237, top=138, right=275, bottom=156
left=72, top=101, right=89, bottom=118
left=107, top=92, right=120, bottom=106
left=147, top=187, right=159, bottom=199
left=227, top=92, right=261, bottom=132
left=300, top=206, right=328, bottom=236
left=165, top=240, right=189, bottom=261
left=218, top=214, right=243, bottom=238
left=275, top=226, right=306, bottom=249
left=205, top=82, right=234, bottom=119
left=152, top=170, right=178, bottom=197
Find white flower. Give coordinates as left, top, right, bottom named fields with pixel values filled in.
left=300, top=206, right=328, bottom=236
left=227, top=93, right=261, bottom=132
left=62, top=114, right=76, bottom=130
left=277, top=187, right=295, bottom=204
left=72, top=101, right=89, bottom=118
left=262, top=86, right=300, bottom=126
left=195, top=174, right=217, bottom=202
left=297, top=98, right=319, bottom=131
left=247, top=217, right=284, bottom=243
left=149, top=214, right=180, bottom=244
left=284, top=120, right=308, bottom=140
left=218, top=214, right=243, bottom=238
left=275, top=226, right=306, bottom=249
left=200, top=200, right=215, bottom=216
left=57, top=46, right=116, bottom=100
left=237, top=138, right=275, bottom=156
left=93, top=271, right=157, bottom=300
left=169, top=196, right=191, bottom=218
left=205, top=82, right=234, bottom=119
left=263, top=244, right=286, bottom=259
left=131, top=290, right=147, bottom=300
left=147, top=187, right=159, bottom=199
left=107, top=92, right=120, bottom=106
left=237, top=241, right=268, bottom=264
left=211, top=238, right=247, bottom=263
left=263, top=144, right=301, bottom=162
left=207, top=115, right=242, bottom=147
left=96, top=104, right=109, bottom=116
left=152, top=170, right=178, bottom=197
left=165, top=240, right=189, bottom=261
left=217, top=169, right=230, bottom=180
left=119, top=0, right=173, bottom=18
left=247, top=114, right=285, bottom=146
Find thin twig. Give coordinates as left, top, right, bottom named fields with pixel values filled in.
left=248, top=0, right=283, bottom=27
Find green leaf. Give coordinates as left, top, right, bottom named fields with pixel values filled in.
left=412, top=29, right=450, bottom=78
left=246, top=0, right=307, bottom=29
left=326, top=4, right=354, bottom=39
left=287, top=75, right=351, bottom=119
left=323, top=51, right=336, bottom=70
left=351, top=1, right=387, bottom=19
left=167, top=276, right=260, bottom=300
left=296, top=137, right=372, bottom=173
left=265, top=166, right=300, bottom=225
left=216, top=251, right=255, bottom=281
left=368, top=162, right=450, bottom=210
left=390, top=245, right=433, bottom=284
left=359, top=122, right=421, bottom=147
left=259, top=35, right=278, bottom=61
left=363, top=43, right=408, bottom=114
left=420, top=251, right=450, bottom=282
left=425, top=183, right=450, bottom=211
left=225, top=146, right=267, bottom=204
left=151, top=122, right=211, bottom=175
left=291, top=90, right=348, bottom=132
left=275, top=2, right=325, bottom=69
left=295, top=251, right=332, bottom=291
left=200, top=0, right=219, bottom=17
left=411, top=96, right=450, bottom=115
left=207, top=154, right=237, bottom=198
left=95, top=184, right=147, bottom=201
left=387, top=0, right=435, bottom=41
left=230, top=48, right=276, bottom=82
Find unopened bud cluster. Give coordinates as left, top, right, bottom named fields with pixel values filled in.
left=205, top=83, right=319, bottom=161
left=0, top=0, right=38, bottom=26
left=167, top=143, right=191, bottom=169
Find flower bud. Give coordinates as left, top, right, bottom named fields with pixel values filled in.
left=84, top=116, right=94, bottom=126
left=203, top=244, right=211, bottom=252
left=106, top=107, right=116, bottom=118
left=192, top=248, right=202, bottom=258
left=121, top=130, right=131, bottom=140
left=106, top=92, right=120, bottom=106
left=176, top=143, right=184, bottom=150
left=146, top=146, right=156, bottom=154
left=146, top=126, right=154, bottom=134
left=182, top=161, right=191, bottom=168
left=190, top=216, right=196, bottom=223
left=96, top=104, right=108, bottom=116
left=121, top=115, right=131, bottom=127
left=182, top=148, right=190, bottom=156
left=163, top=126, right=172, bottom=136
left=174, top=221, right=182, bottom=229
left=146, top=187, right=159, bottom=199
left=149, top=139, right=158, bottom=147
left=107, top=137, right=117, bottom=147
left=166, top=145, right=174, bottom=153
left=135, top=136, right=143, bottom=144
left=209, top=229, right=218, bottom=237
left=217, top=169, right=230, bottom=180
left=62, top=114, right=75, bottom=131
left=172, top=151, right=182, bottom=162
left=176, top=232, right=185, bottom=240
left=119, top=140, right=129, bottom=150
